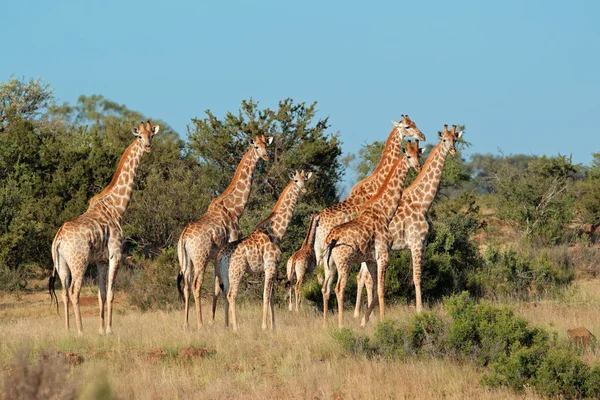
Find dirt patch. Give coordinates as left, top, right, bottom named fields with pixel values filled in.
left=178, top=346, right=215, bottom=360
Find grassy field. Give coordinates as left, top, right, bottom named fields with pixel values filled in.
left=1, top=278, right=599, bottom=399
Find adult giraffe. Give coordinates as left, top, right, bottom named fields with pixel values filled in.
left=50, top=121, right=160, bottom=335
left=324, top=140, right=423, bottom=327
left=354, top=125, right=464, bottom=315
left=315, top=116, right=425, bottom=322
left=177, top=134, right=272, bottom=330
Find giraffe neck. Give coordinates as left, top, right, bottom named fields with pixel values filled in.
left=88, top=138, right=145, bottom=220
left=256, top=181, right=301, bottom=242
left=212, top=146, right=260, bottom=217
left=405, top=141, right=449, bottom=212
left=302, top=215, right=318, bottom=248
left=361, top=156, right=410, bottom=223
left=347, top=128, right=402, bottom=203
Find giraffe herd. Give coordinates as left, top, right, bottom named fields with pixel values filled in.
left=49, top=117, right=463, bottom=334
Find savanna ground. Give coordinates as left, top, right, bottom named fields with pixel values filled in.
left=1, top=274, right=599, bottom=400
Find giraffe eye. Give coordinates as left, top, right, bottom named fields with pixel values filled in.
left=407, top=155, right=411, bottom=159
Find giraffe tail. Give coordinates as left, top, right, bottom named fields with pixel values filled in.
left=326, top=239, right=337, bottom=268
left=176, top=238, right=187, bottom=302
left=49, top=236, right=60, bottom=315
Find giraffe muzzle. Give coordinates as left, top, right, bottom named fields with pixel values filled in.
left=262, top=155, right=270, bottom=161
left=145, top=145, right=152, bottom=153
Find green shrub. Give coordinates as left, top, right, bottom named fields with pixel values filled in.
left=332, top=328, right=373, bottom=356
left=372, top=319, right=407, bottom=359
left=532, top=348, right=590, bottom=399
left=122, top=248, right=180, bottom=311
left=482, top=342, right=549, bottom=390
left=471, top=247, right=574, bottom=301
left=446, top=292, right=549, bottom=366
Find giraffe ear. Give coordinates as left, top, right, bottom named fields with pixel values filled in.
left=132, top=127, right=140, bottom=137
left=419, top=148, right=426, bottom=155
left=401, top=147, right=407, bottom=154
left=249, top=138, right=256, bottom=146
left=456, top=130, right=463, bottom=139
left=306, top=172, right=313, bottom=180
left=392, top=120, right=400, bottom=127
left=438, top=131, right=443, bottom=139
left=289, top=172, right=295, bottom=180
left=151, top=125, right=160, bottom=136
left=267, top=136, right=274, bottom=145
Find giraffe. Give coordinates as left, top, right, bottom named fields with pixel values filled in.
left=177, top=134, right=272, bottom=330
left=49, top=121, right=160, bottom=335
left=324, top=140, right=423, bottom=327
left=212, top=170, right=312, bottom=331
left=354, top=125, right=464, bottom=315
left=315, top=116, right=425, bottom=320
left=285, top=213, right=320, bottom=312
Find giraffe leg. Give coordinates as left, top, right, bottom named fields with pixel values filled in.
left=183, top=275, right=191, bottom=329
left=69, top=274, right=85, bottom=336
left=286, top=259, right=294, bottom=311
left=96, top=262, right=108, bottom=335
left=321, top=260, right=336, bottom=327
left=362, top=261, right=379, bottom=327
left=211, top=275, right=220, bottom=325
left=227, top=266, right=244, bottom=332
left=262, top=264, right=277, bottom=330
left=354, top=264, right=367, bottom=318
left=334, top=265, right=349, bottom=329
left=411, top=245, right=424, bottom=313
left=57, top=259, right=71, bottom=330
left=191, top=255, right=209, bottom=330
left=376, top=249, right=389, bottom=320
left=295, top=274, right=304, bottom=312
left=105, top=251, right=121, bottom=335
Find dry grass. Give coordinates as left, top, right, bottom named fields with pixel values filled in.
left=6, top=280, right=600, bottom=399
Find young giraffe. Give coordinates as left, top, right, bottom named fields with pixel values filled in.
left=324, top=140, right=423, bottom=328
left=315, top=116, right=425, bottom=320
left=49, top=121, right=160, bottom=335
left=212, top=170, right=312, bottom=331
left=355, top=125, right=463, bottom=315
left=177, top=135, right=272, bottom=329
left=285, top=213, right=320, bottom=312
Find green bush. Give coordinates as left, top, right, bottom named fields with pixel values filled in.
left=121, top=248, right=180, bottom=312
left=332, top=328, right=373, bottom=356
left=532, top=348, right=591, bottom=399
left=471, top=247, right=574, bottom=301
left=482, top=342, right=549, bottom=390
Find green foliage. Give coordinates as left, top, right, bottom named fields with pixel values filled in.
left=490, top=154, right=578, bottom=244
left=334, top=293, right=600, bottom=398
left=470, top=247, right=574, bottom=300
left=0, top=77, right=54, bottom=132
left=331, top=328, right=373, bottom=356
left=445, top=292, right=549, bottom=365
left=120, top=248, right=180, bottom=312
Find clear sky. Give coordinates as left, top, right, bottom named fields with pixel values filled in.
left=2, top=0, right=599, bottom=177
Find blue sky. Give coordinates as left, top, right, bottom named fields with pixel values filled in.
left=2, top=0, right=599, bottom=181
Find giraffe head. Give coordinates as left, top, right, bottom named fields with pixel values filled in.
left=132, top=121, right=160, bottom=153
left=392, top=115, right=426, bottom=141
left=288, top=170, right=313, bottom=194
left=401, top=140, right=425, bottom=173
left=437, top=124, right=463, bottom=155
left=250, top=134, right=273, bottom=161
